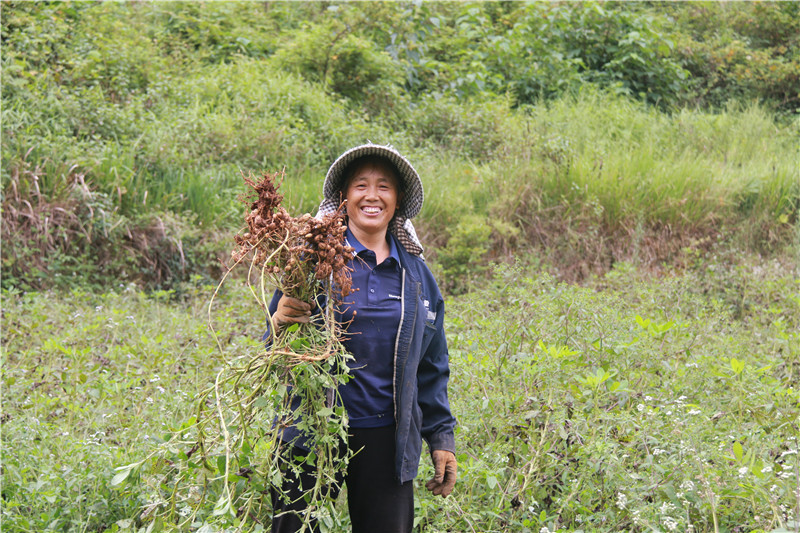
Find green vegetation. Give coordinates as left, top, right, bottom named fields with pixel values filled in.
left=2, top=2, right=800, bottom=532
left=2, top=261, right=798, bottom=531
left=2, top=1, right=798, bottom=290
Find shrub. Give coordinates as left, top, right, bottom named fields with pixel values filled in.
left=272, top=19, right=406, bottom=116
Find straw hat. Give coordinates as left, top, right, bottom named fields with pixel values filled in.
left=323, top=143, right=424, bottom=219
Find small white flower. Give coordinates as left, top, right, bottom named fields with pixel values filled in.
left=762, top=466, right=773, bottom=474
left=637, top=404, right=645, bottom=412
left=616, top=492, right=628, bottom=510
left=539, top=527, right=551, bottom=533
left=687, top=409, right=701, bottom=415
left=738, top=466, right=749, bottom=478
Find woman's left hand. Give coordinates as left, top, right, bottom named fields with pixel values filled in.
left=426, top=450, right=457, bottom=497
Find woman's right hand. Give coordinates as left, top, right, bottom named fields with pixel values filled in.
left=272, top=295, right=312, bottom=331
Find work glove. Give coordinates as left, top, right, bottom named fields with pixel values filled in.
left=271, top=295, right=312, bottom=331
left=425, top=450, right=457, bottom=498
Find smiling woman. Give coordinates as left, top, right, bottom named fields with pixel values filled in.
left=267, top=143, right=457, bottom=533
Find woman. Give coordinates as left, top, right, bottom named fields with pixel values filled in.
left=267, top=144, right=457, bottom=533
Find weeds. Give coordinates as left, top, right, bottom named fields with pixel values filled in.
left=3, top=3, right=799, bottom=291
left=3, top=260, right=798, bottom=532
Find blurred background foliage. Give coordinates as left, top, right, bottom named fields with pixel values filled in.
left=1, top=0, right=798, bottom=292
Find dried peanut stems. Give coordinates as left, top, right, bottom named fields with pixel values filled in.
left=136, top=171, right=356, bottom=531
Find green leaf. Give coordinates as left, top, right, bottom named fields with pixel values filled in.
left=290, top=337, right=310, bottom=351
left=733, top=441, right=744, bottom=462
left=145, top=517, right=163, bottom=533
left=110, top=464, right=136, bottom=486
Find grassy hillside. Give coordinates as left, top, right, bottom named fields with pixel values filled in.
left=2, top=1, right=799, bottom=291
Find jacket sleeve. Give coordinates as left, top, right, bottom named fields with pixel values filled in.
left=417, top=295, right=457, bottom=454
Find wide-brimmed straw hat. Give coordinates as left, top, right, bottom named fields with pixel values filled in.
left=323, top=143, right=424, bottom=219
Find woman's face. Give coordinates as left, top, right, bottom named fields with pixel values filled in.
left=344, top=161, right=401, bottom=238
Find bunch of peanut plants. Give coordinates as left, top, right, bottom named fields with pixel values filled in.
left=110, top=172, right=356, bottom=532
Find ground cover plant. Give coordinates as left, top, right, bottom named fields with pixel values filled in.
left=2, top=259, right=798, bottom=532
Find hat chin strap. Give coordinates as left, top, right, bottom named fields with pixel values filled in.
left=315, top=198, right=424, bottom=257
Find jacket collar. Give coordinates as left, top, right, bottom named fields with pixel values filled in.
left=345, top=227, right=401, bottom=264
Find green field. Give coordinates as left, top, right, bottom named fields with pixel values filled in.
left=2, top=2, right=800, bottom=532
left=2, top=259, right=799, bottom=532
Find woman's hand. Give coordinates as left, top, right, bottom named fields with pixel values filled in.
left=272, top=295, right=312, bottom=331
left=426, top=450, right=457, bottom=497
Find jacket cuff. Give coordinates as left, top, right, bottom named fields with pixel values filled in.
left=426, top=431, right=456, bottom=455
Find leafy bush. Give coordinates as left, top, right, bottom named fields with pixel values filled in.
left=668, top=2, right=800, bottom=112
left=272, top=19, right=406, bottom=116
left=503, top=2, right=690, bottom=108
left=436, top=214, right=492, bottom=294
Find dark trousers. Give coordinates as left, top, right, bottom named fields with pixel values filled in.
left=271, top=425, right=414, bottom=533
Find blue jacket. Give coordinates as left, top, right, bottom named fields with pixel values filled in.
left=266, top=236, right=457, bottom=484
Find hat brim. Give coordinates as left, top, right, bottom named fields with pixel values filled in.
left=323, top=144, right=424, bottom=219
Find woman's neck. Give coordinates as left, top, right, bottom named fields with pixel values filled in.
left=350, top=226, right=391, bottom=264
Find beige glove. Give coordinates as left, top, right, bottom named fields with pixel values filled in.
left=425, top=450, right=457, bottom=498
left=271, top=295, right=312, bottom=331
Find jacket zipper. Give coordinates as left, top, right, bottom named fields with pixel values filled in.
left=392, top=267, right=406, bottom=425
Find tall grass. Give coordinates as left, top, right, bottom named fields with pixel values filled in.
left=487, top=91, right=799, bottom=230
